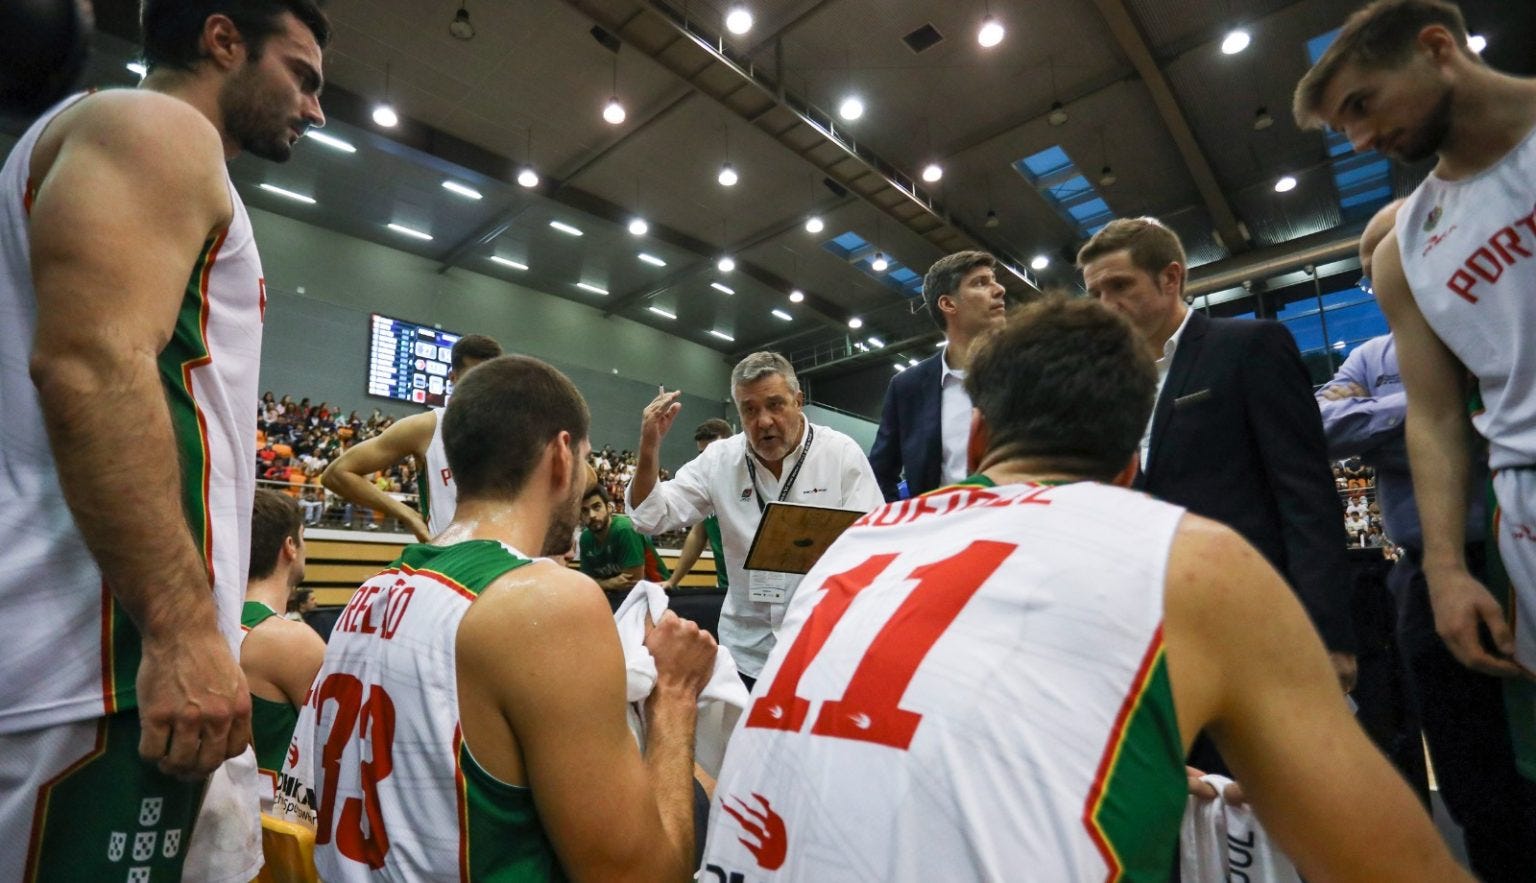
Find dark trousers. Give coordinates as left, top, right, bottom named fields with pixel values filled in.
left=1393, top=547, right=1536, bottom=883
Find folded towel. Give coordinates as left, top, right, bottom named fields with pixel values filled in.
left=1178, top=774, right=1301, bottom=882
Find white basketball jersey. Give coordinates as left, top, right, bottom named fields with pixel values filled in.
left=0, top=93, right=263, bottom=732
left=419, top=407, right=457, bottom=537
left=701, top=479, right=1188, bottom=882
left=1396, top=123, right=1536, bottom=469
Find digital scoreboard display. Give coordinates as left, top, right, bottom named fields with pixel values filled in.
left=368, top=314, right=461, bottom=407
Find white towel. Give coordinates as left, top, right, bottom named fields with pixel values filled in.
left=613, top=581, right=750, bottom=778
left=1178, top=774, right=1302, bottom=882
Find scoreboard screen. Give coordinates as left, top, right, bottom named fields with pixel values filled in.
left=368, top=314, right=462, bottom=407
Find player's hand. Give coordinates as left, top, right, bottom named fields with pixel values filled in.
left=1319, top=381, right=1368, bottom=400
left=644, top=610, right=717, bottom=698
left=137, top=626, right=252, bottom=780
left=1185, top=767, right=1246, bottom=804
left=641, top=387, right=683, bottom=449
left=1425, top=566, right=1526, bottom=679
left=407, top=512, right=432, bottom=543
left=1329, top=651, right=1359, bottom=693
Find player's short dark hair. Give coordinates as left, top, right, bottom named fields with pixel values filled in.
left=250, top=488, right=302, bottom=580
left=922, top=251, right=996, bottom=332
left=444, top=356, right=590, bottom=501
left=140, top=0, right=331, bottom=73
left=965, top=297, right=1156, bottom=482
left=450, top=334, right=503, bottom=373
left=1077, top=217, right=1188, bottom=284
left=583, top=484, right=611, bottom=506
left=693, top=418, right=733, bottom=443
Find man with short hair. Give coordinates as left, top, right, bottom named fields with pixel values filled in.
left=579, top=484, right=669, bottom=592
left=322, top=333, right=502, bottom=541
left=665, top=418, right=736, bottom=591
left=238, top=490, right=324, bottom=809
left=702, top=298, right=1467, bottom=882
left=869, top=250, right=1009, bottom=501
left=1079, top=217, right=1355, bottom=774
left=283, top=355, right=719, bottom=880
left=0, top=1, right=329, bottom=878
left=629, top=353, right=883, bottom=685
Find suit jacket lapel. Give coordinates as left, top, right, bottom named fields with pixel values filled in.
left=917, top=353, right=945, bottom=488
left=1145, top=309, right=1208, bottom=475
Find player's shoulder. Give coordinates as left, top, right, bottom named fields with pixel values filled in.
left=55, top=89, right=223, bottom=166
left=242, top=615, right=325, bottom=671
left=469, top=558, right=612, bottom=633
left=1164, top=513, right=1271, bottom=607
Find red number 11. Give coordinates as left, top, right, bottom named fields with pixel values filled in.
left=745, top=540, right=1015, bottom=750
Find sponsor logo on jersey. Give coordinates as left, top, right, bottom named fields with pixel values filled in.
left=288, top=741, right=300, bottom=769
left=741, top=488, right=753, bottom=501
left=802, top=486, right=828, bottom=495
left=1421, top=225, right=1457, bottom=257
left=721, top=792, right=787, bottom=871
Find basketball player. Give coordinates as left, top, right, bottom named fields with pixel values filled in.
left=1294, top=0, right=1536, bottom=679
left=0, top=2, right=327, bottom=879
left=240, top=490, right=324, bottom=807
left=283, top=356, right=718, bottom=880
left=322, top=333, right=502, bottom=542
left=701, top=299, right=1465, bottom=881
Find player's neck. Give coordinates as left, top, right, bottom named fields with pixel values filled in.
left=245, top=575, right=293, bottom=614
left=139, top=71, right=241, bottom=161
left=979, top=456, right=1093, bottom=487
left=438, top=497, right=556, bottom=558
left=1438, top=71, right=1536, bottom=180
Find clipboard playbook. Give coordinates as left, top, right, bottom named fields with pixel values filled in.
left=743, top=501, right=865, bottom=574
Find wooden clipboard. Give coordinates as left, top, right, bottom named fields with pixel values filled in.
left=743, top=501, right=864, bottom=574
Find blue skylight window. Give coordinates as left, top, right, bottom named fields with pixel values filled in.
left=822, top=231, right=925, bottom=297
left=1015, top=145, right=1115, bottom=237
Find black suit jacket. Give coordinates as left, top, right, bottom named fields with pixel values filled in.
left=869, top=351, right=946, bottom=502
left=1139, top=311, right=1354, bottom=652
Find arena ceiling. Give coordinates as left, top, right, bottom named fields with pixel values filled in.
left=63, top=0, right=1536, bottom=378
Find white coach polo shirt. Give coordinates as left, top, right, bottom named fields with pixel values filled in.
left=627, top=419, right=884, bottom=677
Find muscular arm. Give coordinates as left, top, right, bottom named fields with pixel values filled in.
left=28, top=92, right=249, bottom=776
left=665, top=523, right=708, bottom=589
left=241, top=618, right=326, bottom=707
left=321, top=410, right=435, bottom=541
left=458, top=566, right=703, bottom=881
left=1164, top=517, right=1469, bottom=882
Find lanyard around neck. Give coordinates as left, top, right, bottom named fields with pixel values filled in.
left=744, top=422, right=814, bottom=514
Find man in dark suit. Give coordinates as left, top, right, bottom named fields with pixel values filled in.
left=1079, top=218, right=1355, bottom=755
left=869, top=251, right=1008, bottom=501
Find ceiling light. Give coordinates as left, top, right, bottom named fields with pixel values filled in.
left=921, top=163, right=944, bottom=183
left=935, top=340, right=947, bottom=348
left=867, top=336, right=885, bottom=348
left=725, top=6, right=754, bottom=35
left=258, top=183, right=315, bottom=204
left=1274, top=175, right=1298, bottom=193
left=638, top=252, right=666, bottom=267
left=894, top=364, right=905, bottom=373
left=1030, top=255, right=1050, bottom=271
left=449, top=5, right=475, bottom=40
left=838, top=95, right=865, bottom=121
left=804, top=215, right=825, bottom=234
left=871, top=252, right=889, bottom=272
left=718, top=256, right=736, bottom=272
left=126, top=61, right=148, bottom=78
left=576, top=282, right=609, bottom=295
left=490, top=256, right=528, bottom=270
left=772, top=309, right=793, bottom=321
left=304, top=130, right=356, bottom=152
left=789, top=289, right=805, bottom=303
left=855, top=342, right=868, bottom=352
left=628, top=218, right=649, bottom=236
left=372, top=103, right=399, bottom=128
left=908, top=357, right=919, bottom=367
left=1221, top=29, right=1251, bottom=55
left=1253, top=106, right=1274, bottom=130
left=1099, top=165, right=1117, bottom=187
left=717, top=163, right=739, bottom=187
left=711, top=282, right=735, bottom=295
left=442, top=180, right=482, bottom=200
left=602, top=98, right=627, bottom=125
left=549, top=220, right=584, bottom=236
left=648, top=306, right=677, bottom=319
left=517, top=167, right=540, bottom=188
left=848, top=317, right=864, bottom=329
left=1047, top=101, right=1068, bottom=126
left=984, top=209, right=1000, bottom=228
left=1468, top=34, right=1487, bottom=54
left=387, top=222, right=432, bottom=240
left=709, top=329, right=736, bottom=342
left=978, top=17, right=1005, bottom=48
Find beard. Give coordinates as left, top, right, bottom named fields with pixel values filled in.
left=220, top=64, right=296, bottom=162
left=1393, top=87, right=1453, bottom=164
left=541, top=486, right=585, bottom=558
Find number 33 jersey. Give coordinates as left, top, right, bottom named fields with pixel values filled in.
left=701, top=478, right=1188, bottom=882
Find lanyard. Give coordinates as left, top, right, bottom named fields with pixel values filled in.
left=744, top=422, right=814, bottom=514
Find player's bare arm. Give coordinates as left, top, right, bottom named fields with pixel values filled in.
left=1164, top=515, right=1471, bottom=882
left=28, top=90, right=251, bottom=779
left=241, top=617, right=326, bottom=708
left=665, top=523, right=708, bottom=589
left=1374, top=232, right=1521, bottom=678
left=321, top=409, right=437, bottom=541
left=457, top=562, right=713, bottom=881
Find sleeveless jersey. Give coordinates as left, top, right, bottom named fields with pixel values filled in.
left=0, top=93, right=263, bottom=733
left=417, top=407, right=457, bottom=537
left=240, top=600, right=301, bottom=805
left=1396, top=123, right=1536, bottom=469
left=701, top=478, right=1188, bottom=882
left=280, top=541, right=566, bottom=881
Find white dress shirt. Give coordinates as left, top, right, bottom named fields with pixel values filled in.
left=626, top=419, right=885, bottom=677
left=939, top=353, right=972, bottom=486
left=1140, top=307, right=1194, bottom=473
